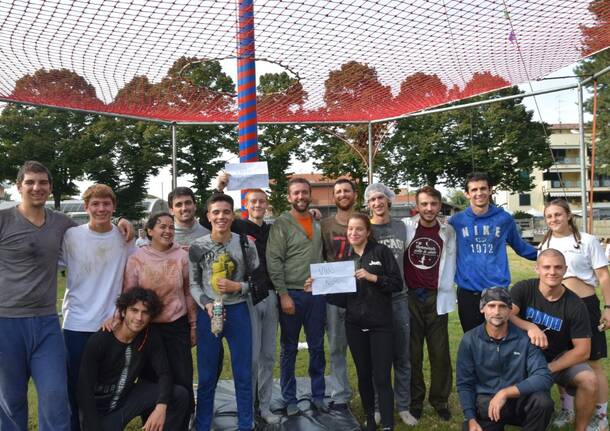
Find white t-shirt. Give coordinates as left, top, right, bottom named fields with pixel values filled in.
left=60, top=224, right=135, bottom=331
left=539, top=232, right=608, bottom=287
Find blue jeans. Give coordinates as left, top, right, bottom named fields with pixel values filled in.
left=279, top=290, right=326, bottom=405
left=0, top=315, right=70, bottom=431
left=63, top=329, right=94, bottom=431
left=196, top=302, right=252, bottom=431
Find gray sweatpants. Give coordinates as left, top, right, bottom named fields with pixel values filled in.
left=249, top=290, right=279, bottom=414
left=326, top=302, right=353, bottom=404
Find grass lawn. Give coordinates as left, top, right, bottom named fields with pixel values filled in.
left=26, top=250, right=608, bottom=430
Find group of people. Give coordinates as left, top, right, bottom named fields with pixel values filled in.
left=1, top=161, right=610, bottom=431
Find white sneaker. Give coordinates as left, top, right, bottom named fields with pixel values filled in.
left=587, top=415, right=609, bottom=431
left=374, top=411, right=381, bottom=424
left=261, top=410, right=281, bottom=425
left=553, top=408, right=575, bottom=428
left=399, top=410, right=419, bottom=426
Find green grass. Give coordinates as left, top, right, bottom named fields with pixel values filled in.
left=26, top=250, right=608, bottom=430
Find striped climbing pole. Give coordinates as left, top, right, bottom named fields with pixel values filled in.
left=237, top=0, right=258, bottom=215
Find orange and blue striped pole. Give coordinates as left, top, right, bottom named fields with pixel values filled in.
left=237, top=0, right=258, bottom=216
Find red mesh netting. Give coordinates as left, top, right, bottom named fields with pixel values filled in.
left=0, top=0, right=609, bottom=124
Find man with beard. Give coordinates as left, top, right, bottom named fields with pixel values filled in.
left=364, top=183, right=417, bottom=426
left=267, top=177, right=326, bottom=416
left=168, top=187, right=209, bottom=247
left=403, top=186, right=456, bottom=422
left=320, top=178, right=357, bottom=410
left=456, top=287, right=553, bottom=431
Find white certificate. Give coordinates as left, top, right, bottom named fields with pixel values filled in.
left=225, top=161, right=269, bottom=191
left=310, top=261, right=356, bottom=295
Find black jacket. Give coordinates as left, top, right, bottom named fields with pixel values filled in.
left=327, top=240, right=402, bottom=330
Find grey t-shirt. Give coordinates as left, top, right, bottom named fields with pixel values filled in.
left=174, top=221, right=210, bottom=247
left=188, top=233, right=259, bottom=307
left=371, top=219, right=407, bottom=295
left=0, top=207, right=76, bottom=317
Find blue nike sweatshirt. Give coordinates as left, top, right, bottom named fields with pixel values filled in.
left=449, top=205, right=537, bottom=292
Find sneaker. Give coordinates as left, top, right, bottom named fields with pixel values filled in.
left=312, top=399, right=330, bottom=413
left=553, top=408, right=575, bottom=428
left=374, top=411, right=381, bottom=424
left=435, top=407, right=452, bottom=421
left=410, top=408, right=423, bottom=420
left=587, top=415, right=610, bottom=431
left=399, top=410, right=419, bottom=426
left=286, top=403, right=300, bottom=416
left=261, top=410, right=281, bottom=425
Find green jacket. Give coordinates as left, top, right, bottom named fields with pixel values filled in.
left=266, top=211, right=323, bottom=295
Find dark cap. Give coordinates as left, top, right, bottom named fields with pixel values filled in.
left=479, top=287, right=512, bottom=310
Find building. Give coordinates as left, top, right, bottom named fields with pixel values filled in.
left=496, top=123, right=610, bottom=217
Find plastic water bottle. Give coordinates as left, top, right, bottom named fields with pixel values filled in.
left=211, top=298, right=224, bottom=336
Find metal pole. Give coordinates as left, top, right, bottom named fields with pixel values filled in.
left=368, top=122, right=373, bottom=184
left=578, top=83, right=589, bottom=232
left=171, top=123, right=177, bottom=191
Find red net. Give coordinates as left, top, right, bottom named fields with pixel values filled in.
left=0, top=0, right=609, bottom=124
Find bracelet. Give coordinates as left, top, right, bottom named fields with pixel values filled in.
left=604, top=305, right=610, bottom=309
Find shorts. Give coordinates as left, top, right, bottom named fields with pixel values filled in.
left=552, top=362, right=594, bottom=396
left=582, top=294, right=608, bottom=360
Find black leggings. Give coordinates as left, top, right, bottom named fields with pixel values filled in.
left=346, top=323, right=394, bottom=429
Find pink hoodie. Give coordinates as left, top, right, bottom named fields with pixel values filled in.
left=123, top=243, right=196, bottom=330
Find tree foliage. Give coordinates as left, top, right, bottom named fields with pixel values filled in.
left=377, top=73, right=552, bottom=192
left=258, top=72, right=308, bottom=215
left=81, top=117, right=168, bottom=219
left=0, top=69, right=102, bottom=208
left=163, top=58, right=237, bottom=214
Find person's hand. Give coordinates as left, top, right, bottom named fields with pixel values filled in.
left=355, top=268, right=377, bottom=283
left=205, top=303, right=214, bottom=318
left=217, top=172, right=230, bottom=192
left=216, top=278, right=241, bottom=294
left=309, top=208, right=322, bottom=220
left=190, top=327, right=197, bottom=347
left=142, top=403, right=167, bottom=431
left=468, top=418, right=483, bottom=431
left=280, top=293, right=295, bottom=315
left=487, top=390, right=508, bottom=422
left=304, top=277, right=313, bottom=293
left=600, top=308, right=610, bottom=331
left=117, top=218, right=135, bottom=242
left=527, top=326, right=548, bottom=349
left=101, top=315, right=117, bottom=332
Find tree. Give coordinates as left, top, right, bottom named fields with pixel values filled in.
left=574, top=1, right=610, bottom=171
left=377, top=72, right=552, bottom=192
left=155, top=58, right=237, bottom=213
left=257, top=72, right=308, bottom=215
left=447, top=189, right=469, bottom=210
left=0, top=69, right=103, bottom=208
left=81, top=116, right=169, bottom=219
left=302, top=61, right=393, bottom=204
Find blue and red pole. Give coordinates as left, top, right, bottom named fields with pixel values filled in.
left=237, top=0, right=258, bottom=216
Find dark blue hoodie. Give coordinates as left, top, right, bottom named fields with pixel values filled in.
left=449, top=205, right=536, bottom=291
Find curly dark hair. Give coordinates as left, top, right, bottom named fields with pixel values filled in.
left=115, top=287, right=163, bottom=321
